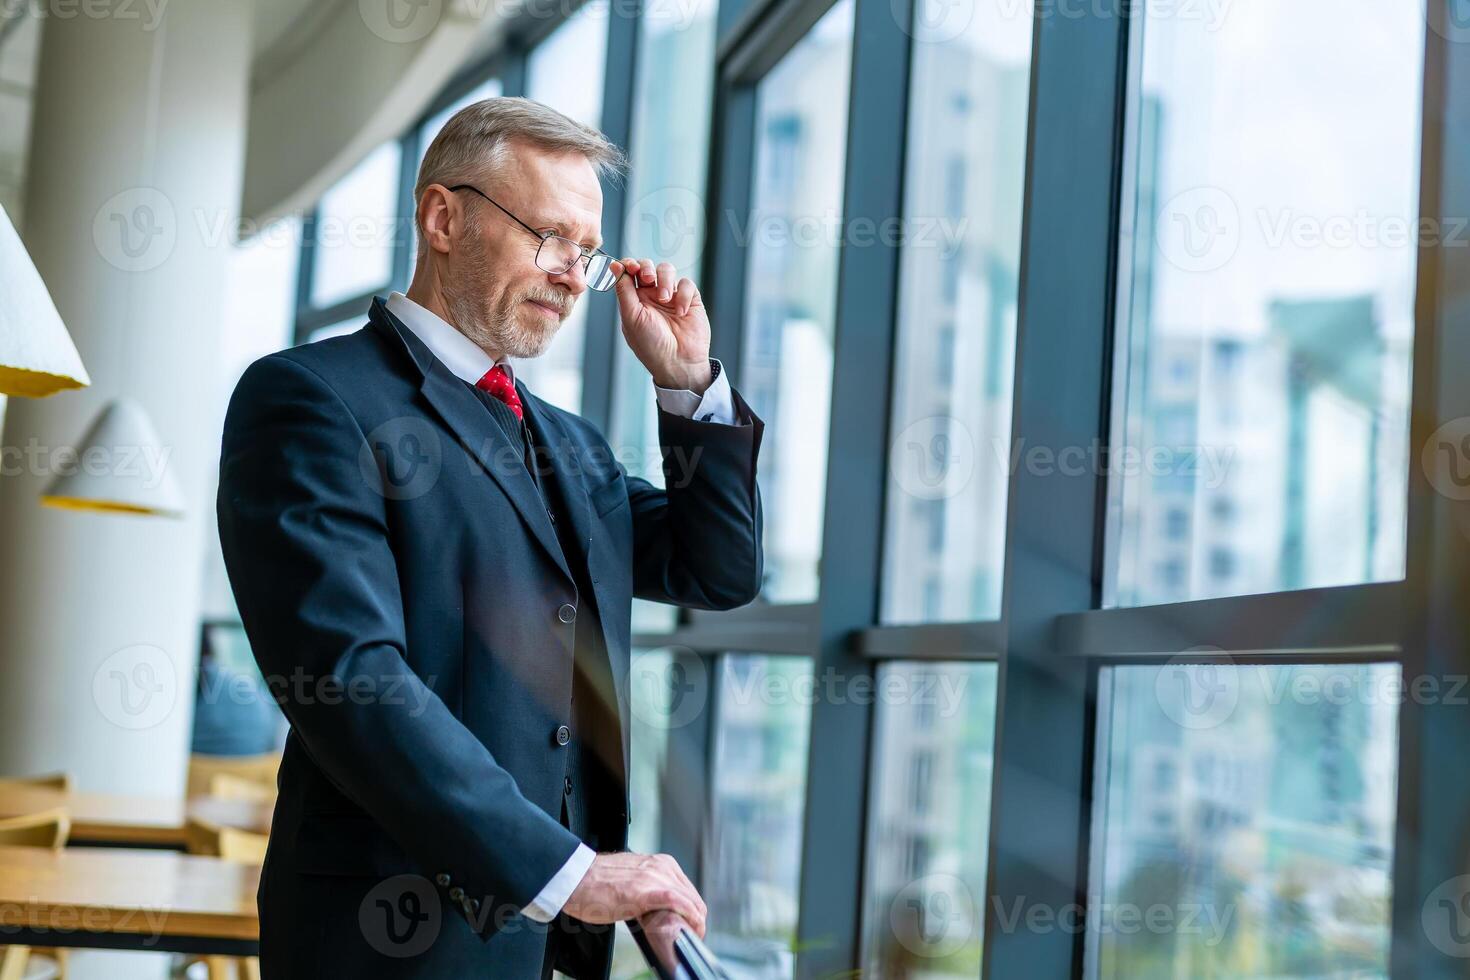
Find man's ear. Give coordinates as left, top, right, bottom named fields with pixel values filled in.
left=418, top=184, right=455, bottom=255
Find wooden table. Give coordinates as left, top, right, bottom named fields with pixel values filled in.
left=0, top=783, right=272, bottom=849
left=0, top=845, right=258, bottom=955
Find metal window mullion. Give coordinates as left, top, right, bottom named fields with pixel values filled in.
left=981, top=3, right=1130, bottom=976
left=582, top=0, right=643, bottom=433
left=659, top=648, right=718, bottom=888
left=1053, top=581, right=1402, bottom=659
left=1390, top=10, right=1470, bottom=977
left=789, top=0, right=912, bottom=972
left=393, top=128, right=420, bottom=293
left=291, top=207, right=320, bottom=346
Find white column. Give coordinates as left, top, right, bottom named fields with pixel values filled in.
left=0, top=0, right=251, bottom=800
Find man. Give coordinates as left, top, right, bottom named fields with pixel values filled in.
left=217, top=96, right=765, bottom=978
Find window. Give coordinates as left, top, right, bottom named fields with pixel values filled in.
left=417, top=77, right=504, bottom=169
left=309, top=141, right=403, bottom=308
left=1088, top=663, right=1399, bottom=977
left=610, top=0, right=720, bottom=635
left=304, top=317, right=366, bottom=345
left=860, top=662, right=998, bottom=979
left=201, top=215, right=302, bottom=722
left=706, top=654, right=813, bottom=977
left=517, top=2, right=613, bottom=413
left=1106, top=0, right=1424, bottom=607
left=610, top=0, right=720, bottom=492
left=880, top=0, right=1032, bottom=624
left=526, top=3, right=608, bottom=130
left=740, top=0, right=855, bottom=603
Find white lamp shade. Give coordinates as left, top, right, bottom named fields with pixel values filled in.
left=41, top=398, right=185, bottom=517
left=0, top=202, right=90, bottom=397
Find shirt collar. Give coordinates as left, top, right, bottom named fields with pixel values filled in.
left=385, top=291, right=514, bottom=387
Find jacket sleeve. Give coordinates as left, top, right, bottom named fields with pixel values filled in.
left=627, top=385, right=766, bottom=610
left=217, top=353, right=582, bottom=938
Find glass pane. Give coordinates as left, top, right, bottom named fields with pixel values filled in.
left=707, top=654, right=813, bottom=977
left=1106, top=1, right=1423, bottom=607
left=303, top=317, right=363, bottom=345
left=202, top=217, right=303, bottom=625
left=310, top=141, right=403, bottom=308
left=1088, top=663, right=1399, bottom=978
left=610, top=647, right=679, bottom=979
left=740, top=0, right=855, bottom=603
left=860, top=662, right=998, bottom=978
left=609, top=0, right=720, bottom=636
left=527, top=3, right=608, bottom=129
left=518, top=3, right=611, bottom=413
left=417, top=77, right=503, bottom=170
left=611, top=0, right=720, bottom=493
left=880, top=0, right=1032, bottom=624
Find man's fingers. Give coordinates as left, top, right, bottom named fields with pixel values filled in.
left=655, top=262, right=677, bottom=301
left=658, top=856, right=706, bottom=932
left=644, top=856, right=705, bottom=934
left=674, top=278, right=696, bottom=317
left=645, top=886, right=704, bottom=934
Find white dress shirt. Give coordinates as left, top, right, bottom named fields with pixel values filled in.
left=383, top=291, right=734, bottom=922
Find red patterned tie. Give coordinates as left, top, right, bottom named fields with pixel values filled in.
left=476, top=364, right=523, bottom=421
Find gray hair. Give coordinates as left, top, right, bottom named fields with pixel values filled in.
left=413, top=96, right=626, bottom=251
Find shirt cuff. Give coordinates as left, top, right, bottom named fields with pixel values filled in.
left=521, top=842, right=596, bottom=923
left=653, top=358, right=737, bottom=424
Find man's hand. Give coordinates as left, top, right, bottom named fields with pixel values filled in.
left=562, top=852, right=707, bottom=937
left=611, top=257, right=713, bottom=394
left=637, top=908, right=700, bottom=970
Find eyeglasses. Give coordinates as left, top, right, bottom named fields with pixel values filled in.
left=448, top=184, right=621, bottom=291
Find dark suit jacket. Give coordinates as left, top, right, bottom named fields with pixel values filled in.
left=217, top=297, right=764, bottom=978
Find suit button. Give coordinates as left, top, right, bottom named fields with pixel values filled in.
left=564, top=776, right=573, bottom=796
left=435, top=873, right=451, bottom=887
left=449, top=886, right=465, bottom=902
left=557, top=603, right=576, bottom=623
left=555, top=725, right=571, bottom=746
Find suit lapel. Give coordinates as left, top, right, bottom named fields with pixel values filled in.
left=518, top=386, right=594, bottom=569
left=369, top=299, right=573, bottom=585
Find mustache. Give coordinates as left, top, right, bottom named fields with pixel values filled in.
left=521, top=291, right=570, bottom=317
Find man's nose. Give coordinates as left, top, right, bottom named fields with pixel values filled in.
left=548, top=259, right=588, bottom=296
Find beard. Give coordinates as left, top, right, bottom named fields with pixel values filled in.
left=441, top=229, right=570, bottom=359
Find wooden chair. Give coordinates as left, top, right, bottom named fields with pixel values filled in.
left=0, top=808, right=69, bottom=980
left=183, top=819, right=266, bottom=980
left=0, top=773, right=73, bottom=793
left=206, top=774, right=275, bottom=805
left=186, top=754, right=279, bottom=799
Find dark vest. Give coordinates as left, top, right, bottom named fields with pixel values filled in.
left=465, top=382, right=626, bottom=851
